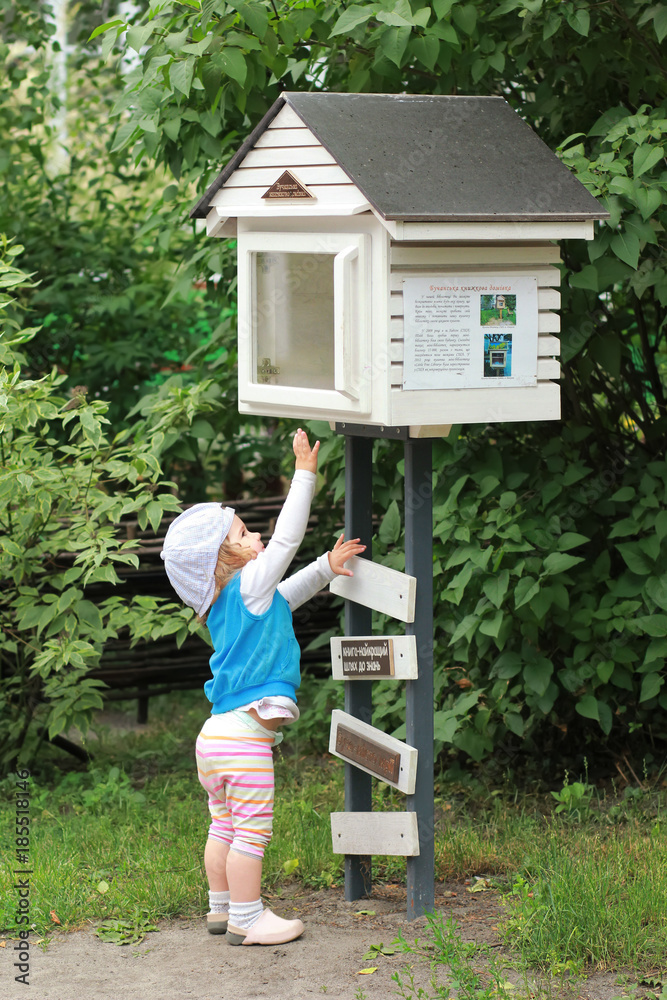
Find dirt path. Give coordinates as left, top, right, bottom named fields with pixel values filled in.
left=1, top=882, right=636, bottom=1000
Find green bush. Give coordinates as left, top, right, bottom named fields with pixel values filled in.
left=0, top=239, right=203, bottom=767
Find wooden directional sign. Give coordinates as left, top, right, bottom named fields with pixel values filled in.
left=329, top=710, right=418, bottom=794
left=330, top=557, right=416, bottom=623
left=330, top=635, right=418, bottom=681
left=331, top=811, right=420, bottom=857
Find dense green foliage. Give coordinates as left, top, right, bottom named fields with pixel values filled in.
left=0, top=241, right=203, bottom=765
left=1, top=0, right=666, bottom=768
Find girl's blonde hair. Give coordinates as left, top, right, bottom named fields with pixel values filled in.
left=197, top=538, right=255, bottom=624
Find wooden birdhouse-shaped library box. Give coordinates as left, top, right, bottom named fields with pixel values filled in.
left=191, top=93, right=608, bottom=432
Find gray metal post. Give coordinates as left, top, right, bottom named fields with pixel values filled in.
left=343, top=433, right=373, bottom=900
left=404, top=438, right=435, bottom=918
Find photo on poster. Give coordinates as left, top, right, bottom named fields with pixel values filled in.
left=484, top=333, right=513, bottom=377
left=480, top=293, right=517, bottom=328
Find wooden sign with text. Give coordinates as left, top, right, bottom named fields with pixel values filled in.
left=329, top=710, right=418, bottom=794
left=330, top=635, right=418, bottom=681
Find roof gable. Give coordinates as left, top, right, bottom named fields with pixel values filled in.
left=192, top=93, right=607, bottom=223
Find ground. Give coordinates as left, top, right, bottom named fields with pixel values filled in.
left=1, top=881, right=637, bottom=1000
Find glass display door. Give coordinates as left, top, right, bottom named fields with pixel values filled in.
left=238, top=232, right=370, bottom=417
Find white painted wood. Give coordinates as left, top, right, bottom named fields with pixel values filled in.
left=255, top=129, right=320, bottom=148
left=390, top=381, right=561, bottom=424
left=329, top=710, right=418, bottom=795
left=206, top=212, right=237, bottom=238
left=538, top=334, right=560, bottom=356
left=539, top=311, right=560, bottom=333
left=225, top=165, right=353, bottom=188
left=240, top=146, right=337, bottom=169
left=389, top=267, right=561, bottom=294
left=537, top=287, right=561, bottom=310
left=330, top=634, right=418, bottom=681
left=537, top=358, right=560, bottom=379
left=269, top=104, right=308, bottom=129
left=390, top=244, right=561, bottom=266
left=329, top=557, right=416, bottom=623
left=331, top=811, right=420, bottom=856
left=211, top=189, right=371, bottom=214
left=394, top=221, right=595, bottom=241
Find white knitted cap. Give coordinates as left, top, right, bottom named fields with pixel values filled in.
left=160, top=503, right=235, bottom=616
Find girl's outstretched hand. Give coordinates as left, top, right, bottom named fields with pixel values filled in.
left=293, top=428, right=320, bottom=474
left=328, top=534, right=366, bottom=576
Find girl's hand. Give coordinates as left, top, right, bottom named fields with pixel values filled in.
left=328, top=534, right=366, bottom=576
left=293, top=428, right=320, bottom=473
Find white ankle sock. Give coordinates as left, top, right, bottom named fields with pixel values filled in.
left=229, top=899, right=263, bottom=930
left=209, top=890, right=230, bottom=914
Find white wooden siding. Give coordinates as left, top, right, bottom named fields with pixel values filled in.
left=387, top=245, right=561, bottom=394
left=209, top=104, right=370, bottom=215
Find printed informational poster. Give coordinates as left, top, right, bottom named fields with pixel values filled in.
left=402, top=274, right=539, bottom=390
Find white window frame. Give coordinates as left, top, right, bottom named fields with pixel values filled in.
left=237, top=231, right=371, bottom=416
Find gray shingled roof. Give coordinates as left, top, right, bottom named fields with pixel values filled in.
left=191, top=93, right=607, bottom=223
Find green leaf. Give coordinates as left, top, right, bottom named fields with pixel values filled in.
left=616, top=542, right=654, bottom=576
left=379, top=500, right=401, bottom=545
left=654, top=6, right=667, bottom=42
left=635, top=185, right=662, bottom=221
left=411, top=34, right=440, bottom=70
left=542, top=551, right=584, bottom=576
left=635, top=614, right=667, bottom=638
left=483, top=569, right=509, bottom=609
left=567, top=7, right=590, bottom=35
left=479, top=611, right=503, bottom=638
left=379, top=25, right=411, bottom=66
left=633, top=143, right=664, bottom=178
left=640, top=672, right=664, bottom=703
left=330, top=4, right=374, bottom=37
left=610, top=230, right=641, bottom=269
left=524, top=659, right=553, bottom=697
left=236, top=1, right=269, bottom=38
left=575, top=694, right=599, bottom=721
left=127, top=23, right=153, bottom=53
left=170, top=58, right=195, bottom=98
left=433, top=711, right=460, bottom=743
left=88, top=18, right=124, bottom=42
left=557, top=532, right=589, bottom=551
left=452, top=4, right=477, bottom=34
left=515, top=576, right=539, bottom=609
left=146, top=501, right=164, bottom=534
left=220, top=48, right=247, bottom=87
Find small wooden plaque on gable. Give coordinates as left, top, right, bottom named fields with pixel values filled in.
left=261, top=170, right=315, bottom=200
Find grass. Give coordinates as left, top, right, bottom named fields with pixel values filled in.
left=2, top=691, right=667, bottom=993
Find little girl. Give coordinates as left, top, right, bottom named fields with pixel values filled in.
left=161, top=429, right=365, bottom=946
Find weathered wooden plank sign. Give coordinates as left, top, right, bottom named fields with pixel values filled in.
left=330, top=557, right=416, bottom=623
left=331, top=811, right=420, bottom=857
left=330, top=635, right=418, bottom=681
left=329, top=710, right=418, bottom=794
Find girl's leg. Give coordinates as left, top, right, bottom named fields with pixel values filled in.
left=226, top=849, right=262, bottom=901
left=204, top=836, right=231, bottom=892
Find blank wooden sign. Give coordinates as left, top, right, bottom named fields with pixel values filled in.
left=329, top=710, right=418, bottom=794
left=330, top=557, right=416, bottom=623
left=330, top=635, right=418, bottom=681
left=331, top=811, right=420, bottom=856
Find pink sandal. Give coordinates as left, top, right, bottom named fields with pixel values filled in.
left=225, top=908, right=304, bottom=946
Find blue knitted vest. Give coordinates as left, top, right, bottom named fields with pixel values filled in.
left=204, top=574, right=300, bottom=714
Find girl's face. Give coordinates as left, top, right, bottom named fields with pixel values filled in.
left=227, top=515, right=264, bottom=557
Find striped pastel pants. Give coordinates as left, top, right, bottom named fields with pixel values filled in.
left=195, top=711, right=279, bottom=860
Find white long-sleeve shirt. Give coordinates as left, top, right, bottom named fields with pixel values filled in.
left=236, top=470, right=335, bottom=722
